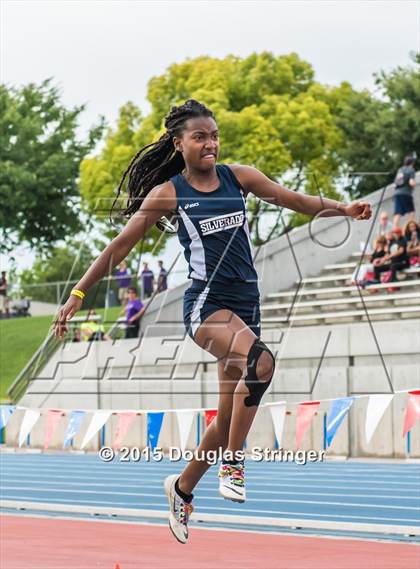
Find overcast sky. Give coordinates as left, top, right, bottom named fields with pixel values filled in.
left=1, top=0, right=419, bottom=275
left=2, top=0, right=419, bottom=134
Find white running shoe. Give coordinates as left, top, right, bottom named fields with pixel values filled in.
left=164, top=474, right=194, bottom=544
left=218, top=461, right=246, bottom=503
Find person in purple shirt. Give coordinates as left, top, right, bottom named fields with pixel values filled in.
left=124, top=287, right=145, bottom=338
left=115, top=260, right=132, bottom=305
left=157, top=260, right=168, bottom=292
left=140, top=262, right=154, bottom=299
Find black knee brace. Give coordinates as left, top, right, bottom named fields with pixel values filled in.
left=244, top=338, right=275, bottom=407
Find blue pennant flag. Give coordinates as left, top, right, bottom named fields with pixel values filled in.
left=326, top=397, right=354, bottom=448
left=147, top=412, right=165, bottom=451
left=63, top=410, right=86, bottom=448
left=0, top=405, right=15, bottom=430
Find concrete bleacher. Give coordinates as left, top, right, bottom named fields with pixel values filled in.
left=261, top=257, right=420, bottom=326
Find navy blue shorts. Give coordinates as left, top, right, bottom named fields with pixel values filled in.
left=393, top=194, right=415, bottom=216
left=184, top=279, right=261, bottom=341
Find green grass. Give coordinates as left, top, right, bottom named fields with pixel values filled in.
left=0, top=306, right=122, bottom=402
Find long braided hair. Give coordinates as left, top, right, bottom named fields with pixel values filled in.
left=110, top=99, right=215, bottom=232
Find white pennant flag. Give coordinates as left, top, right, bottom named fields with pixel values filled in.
left=365, top=394, right=394, bottom=444
left=267, top=402, right=287, bottom=447
left=18, top=409, right=41, bottom=447
left=80, top=410, right=112, bottom=449
left=176, top=410, right=196, bottom=452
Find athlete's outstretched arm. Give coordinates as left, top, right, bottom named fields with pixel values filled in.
left=53, top=183, right=176, bottom=339
left=230, top=165, right=372, bottom=221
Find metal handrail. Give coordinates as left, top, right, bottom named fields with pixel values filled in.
left=107, top=316, right=126, bottom=340
left=6, top=331, right=61, bottom=403
left=6, top=312, right=128, bottom=403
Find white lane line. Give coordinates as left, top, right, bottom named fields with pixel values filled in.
left=3, top=486, right=419, bottom=511
left=2, top=465, right=419, bottom=485
left=1, top=476, right=418, bottom=490
left=3, top=470, right=420, bottom=490
left=4, top=457, right=419, bottom=471
left=1, top=477, right=417, bottom=501
left=197, top=504, right=420, bottom=523
left=3, top=460, right=419, bottom=476
left=2, top=497, right=418, bottom=526
left=6, top=511, right=413, bottom=544
left=0, top=453, right=418, bottom=475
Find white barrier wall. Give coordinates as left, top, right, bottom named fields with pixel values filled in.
left=6, top=319, right=419, bottom=457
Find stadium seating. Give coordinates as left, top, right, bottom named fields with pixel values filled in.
left=261, top=255, right=420, bottom=326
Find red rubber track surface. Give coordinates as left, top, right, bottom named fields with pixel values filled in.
left=1, top=515, right=419, bottom=569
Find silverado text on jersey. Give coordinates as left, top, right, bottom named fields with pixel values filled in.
left=170, top=164, right=258, bottom=285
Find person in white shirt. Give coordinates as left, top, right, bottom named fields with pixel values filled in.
left=376, top=211, right=393, bottom=237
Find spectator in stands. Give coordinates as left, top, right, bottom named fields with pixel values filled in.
left=140, top=262, right=154, bottom=299
left=364, top=211, right=391, bottom=254
left=72, top=328, right=81, bottom=342
left=124, top=286, right=145, bottom=338
left=115, top=260, right=131, bottom=306
left=371, top=226, right=409, bottom=284
left=80, top=309, right=111, bottom=341
left=404, top=220, right=420, bottom=267
left=393, top=156, right=416, bottom=227
left=376, top=211, right=394, bottom=237
left=0, top=271, right=10, bottom=318
left=352, top=235, right=387, bottom=285
left=157, top=260, right=168, bottom=292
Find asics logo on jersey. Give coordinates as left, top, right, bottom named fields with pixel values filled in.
left=184, top=202, right=199, bottom=210
left=199, top=211, right=244, bottom=235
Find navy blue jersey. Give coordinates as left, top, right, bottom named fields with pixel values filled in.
left=170, top=164, right=258, bottom=285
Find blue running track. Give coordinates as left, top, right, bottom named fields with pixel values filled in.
left=1, top=453, right=419, bottom=542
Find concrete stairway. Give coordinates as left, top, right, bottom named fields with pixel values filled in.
left=261, top=255, right=420, bottom=327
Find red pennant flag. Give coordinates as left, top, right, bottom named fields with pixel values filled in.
left=295, top=401, right=320, bottom=449
left=44, top=409, right=63, bottom=450
left=113, top=412, right=137, bottom=450
left=204, top=409, right=217, bottom=427
left=403, top=390, right=420, bottom=437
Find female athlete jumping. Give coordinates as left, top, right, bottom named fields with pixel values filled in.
left=54, top=99, right=371, bottom=544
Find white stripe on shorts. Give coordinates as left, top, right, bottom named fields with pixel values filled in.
left=190, top=286, right=210, bottom=337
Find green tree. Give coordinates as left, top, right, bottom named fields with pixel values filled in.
left=20, top=241, right=94, bottom=304
left=377, top=54, right=420, bottom=161
left=329, top=55, right=420, bottom=198
left=0, top=79, right=104, bottom=253
left=81, top=52, right=419, bottom=245
left=18, top=240, right=131, bottom=308
left=81, top=52, right=344, bottom=245
left=80, top=102, right=167, bottom=256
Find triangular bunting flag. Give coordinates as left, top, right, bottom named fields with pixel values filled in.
left=0, top=405, right=15, bottom=430
left=147, top=412, right=164, bottom=450
left=113, top=412, right=137, bottom=450
left=44, top=409, right=64, bottom=450
left=267, top=402, right=287, bottom=447
left=175, top=410, right=196, bottom=452
left=18, top=409, right=41, bottom=447
left=295, top=401, right=320, bottom=449
left=326, top=397, right=354, bottom=447
left=204, top=409, right=217, bottom=427
left=80, top=410, right=112, bottom=449
left=365, top=394, right=394, bottom=444
left=403, top=389, right=420, bottom=437
left=63, top=410, right=86, bottom=448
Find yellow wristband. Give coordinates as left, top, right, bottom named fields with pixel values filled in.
left=71, top=289, right=85, bottom=300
